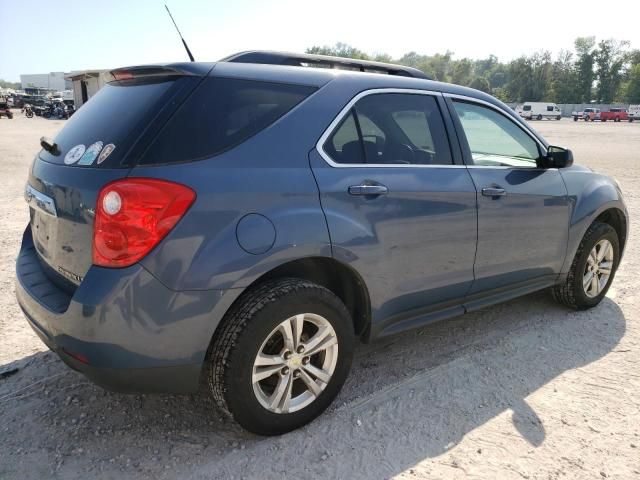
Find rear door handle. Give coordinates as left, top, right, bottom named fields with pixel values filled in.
left=348, top=184, right=389, bottom=196
left=481, top=187, right=506, bottom=197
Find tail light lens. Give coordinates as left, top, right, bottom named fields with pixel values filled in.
left=93, top=178, right=196, bottom=268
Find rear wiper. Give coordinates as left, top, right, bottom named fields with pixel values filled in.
left=40, top=137, right=60, bottom=155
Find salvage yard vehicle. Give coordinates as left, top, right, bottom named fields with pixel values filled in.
left=517, top=102, right=562, bottom=120
left=573, top=107, right=601, bottom=121
left=600, top=108, right=628, bottom=122
left=16, top=51, right=628, bottom=435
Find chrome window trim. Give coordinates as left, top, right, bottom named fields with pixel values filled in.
left=443, top=92, right=548, bottom=154
left=315, top=88, right=466, bottom=169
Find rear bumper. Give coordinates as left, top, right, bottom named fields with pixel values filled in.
left=16, top=227, right=239, bottom=393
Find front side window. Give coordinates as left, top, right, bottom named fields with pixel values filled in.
left=547, top=105, right=554, bottom=112
left=324, top=93, right=452, bottom=165
left=523, top=105, right=531, bottom=111
left=452, top=101, right=540, bottom=167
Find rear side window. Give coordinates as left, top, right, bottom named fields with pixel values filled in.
left=324, top=93, right=452, bottom=166
left=141, top=78, right=317, bottom=164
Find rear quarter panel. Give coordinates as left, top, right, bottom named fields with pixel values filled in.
left=132, top=79, right=364, bottom=292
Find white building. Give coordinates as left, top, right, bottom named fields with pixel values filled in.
left=65, top=70, right=112, bottom=108
left=20, top=72, right=70, bottom=91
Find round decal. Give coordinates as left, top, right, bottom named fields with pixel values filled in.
left=97, top=143, right=116, bottom=164
left=64, top=144, right=86, bottom=165
left=77, top=141, right=104, bottom=166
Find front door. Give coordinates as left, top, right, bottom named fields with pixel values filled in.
left=447, top=98, right=570, bottom=295
left=310, top=91, right=478, bottom=334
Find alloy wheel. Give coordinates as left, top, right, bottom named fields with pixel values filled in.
left=252, top=313, right=338, bottom=414
left=583, top=239, right=614, bottom=298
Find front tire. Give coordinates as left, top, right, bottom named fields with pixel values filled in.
left=552, top=222, right=619, bottom=310
left=206, top=278, right=355, bottom=435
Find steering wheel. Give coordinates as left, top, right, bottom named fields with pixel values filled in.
left=396, top=144, right=416, bottom=164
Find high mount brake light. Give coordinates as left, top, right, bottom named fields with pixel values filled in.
left=93, top=178, right=196, bottom=268
left=111, top=71, right=134, bottom=81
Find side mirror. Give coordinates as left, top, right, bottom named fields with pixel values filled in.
left=546, top=145, right=573, bottom=168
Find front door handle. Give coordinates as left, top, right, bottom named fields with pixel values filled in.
left=348, top=184, right=389, bottom=196
left=481, top=187, right=506, bottom=197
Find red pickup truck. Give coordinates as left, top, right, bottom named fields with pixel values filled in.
left=600, top=108, right=628, bottom=122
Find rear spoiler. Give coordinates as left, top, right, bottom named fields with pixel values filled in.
left=108, top=65, right=199, bottom=82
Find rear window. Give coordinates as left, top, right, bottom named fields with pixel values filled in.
left=39, top=77, right=181, bottom=167
left=139, top=77, right=317, bottom=164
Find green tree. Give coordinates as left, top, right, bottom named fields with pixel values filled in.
left=548, top=50, right=580, bottom=103
left=451, top=59, right=473, bottom=86
left=306, top=43, right=370, bottom=60
left=468, top=77, right=491, bottom=93
left=594, top=39, right=629, bottom=102
left=0, top=79, right=20, bottom=89
left=574, top=36, right=596, bottom=102
left=625, top=64, right=640, bottom=103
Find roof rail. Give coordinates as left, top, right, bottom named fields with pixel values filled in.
left=220, top=50, right=432, bottom=80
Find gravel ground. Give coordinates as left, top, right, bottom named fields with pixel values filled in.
left=1, top=113, right=639, bottom=480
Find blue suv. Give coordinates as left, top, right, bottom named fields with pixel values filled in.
left=16, top=52, right=627, bottom=434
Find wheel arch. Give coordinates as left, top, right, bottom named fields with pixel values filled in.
left=254, top=257, right=372, bottom=340
left=210, top=256, right=372, bottom=347
left=593, top=207, right=627, bottom=254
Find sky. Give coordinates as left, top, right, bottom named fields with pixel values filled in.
left=1, top=0, right=639, bottom=82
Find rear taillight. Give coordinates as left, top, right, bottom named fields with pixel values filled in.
left=93, top=178, right=196, bottom=268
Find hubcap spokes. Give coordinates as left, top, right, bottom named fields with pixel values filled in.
left=252, top=313, right=338, bottom=414
left=583, top=239, right=614, bottom=298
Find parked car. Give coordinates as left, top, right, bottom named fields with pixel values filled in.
left=629, top=104, right=640, bottom=122
left=0, top=100, right=13, bottom=119
left=573, top=107, right=601, bottom=121
left=16, top=51, right=628, bottom=435
left=517, top=102, right=562, bottom=120
left=600, top=108, right=628, bottom=122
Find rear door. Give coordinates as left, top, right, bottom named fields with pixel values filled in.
left=310, top=90, right=478, bottom=334
left=446, top=96, right=569, bottom=296
left=27, top=71, right=201, bottom=289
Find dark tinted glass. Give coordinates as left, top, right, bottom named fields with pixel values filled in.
left=357, top=94, right=452, bottom=165
left=325, top=94, right=452, bottom=165
left=141, top=78, right=317, bottom=164
left=39, top=78, right=178, bottom=167
left=325, top=111, right=364, bottom=164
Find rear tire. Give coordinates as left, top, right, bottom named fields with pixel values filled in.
left=552, top=222, right=619, bottom=310
left=205, top=278, right=355, bottom=435
left=537, top=114, right=542, bottom=120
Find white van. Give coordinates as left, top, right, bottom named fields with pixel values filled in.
left=517, top=102, right=562, bottom=120
left=629, top=105, right=640, bottom=122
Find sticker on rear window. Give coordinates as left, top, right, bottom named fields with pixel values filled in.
left=64, top=144, right=86, bottom=165
left=97, top=143, right=116, bottom=164
left=78, top=141, right=104, bottom=166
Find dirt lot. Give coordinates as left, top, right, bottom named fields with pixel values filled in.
left=1, top=113, right=639, bottom=480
